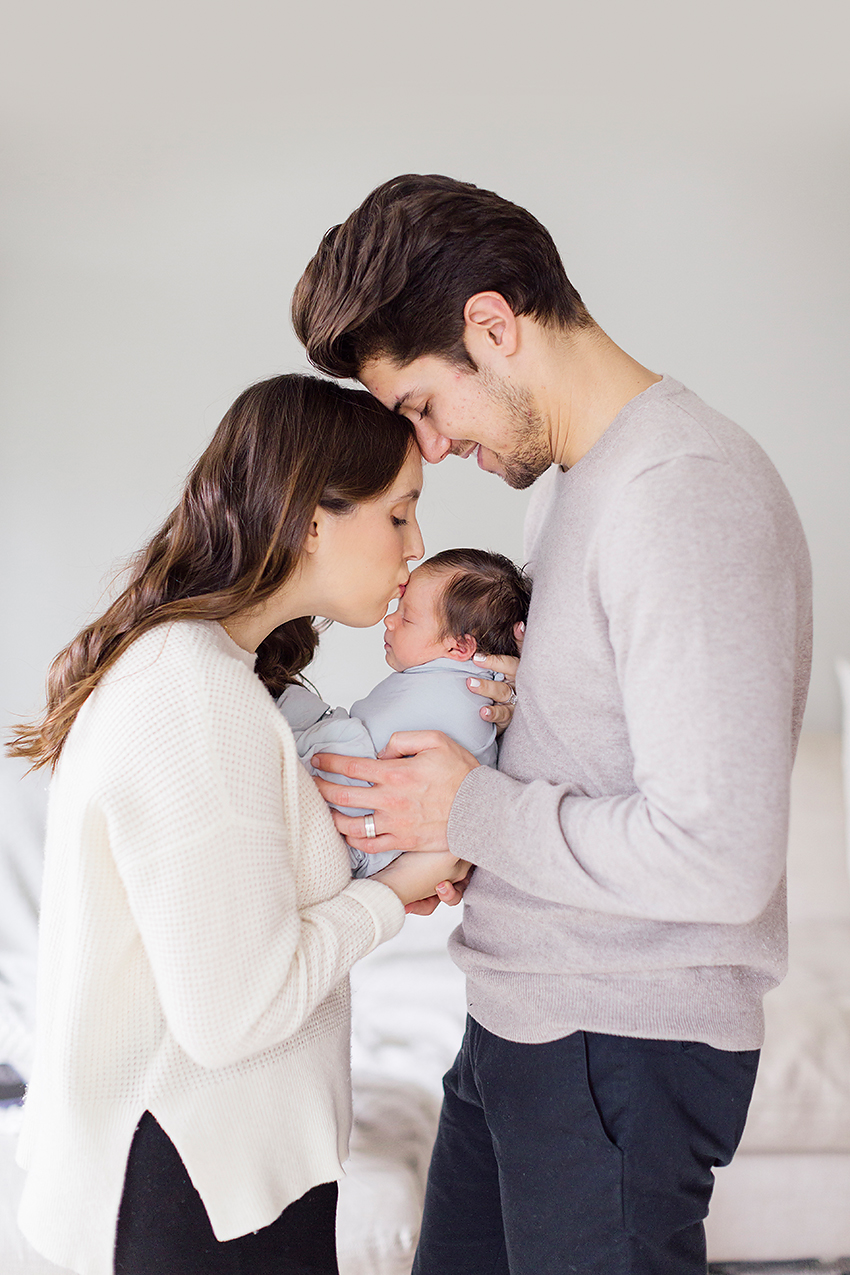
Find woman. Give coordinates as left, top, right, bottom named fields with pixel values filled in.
left=8, top=374, right=468, bottom=1275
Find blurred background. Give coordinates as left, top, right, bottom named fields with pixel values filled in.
left=2, top=0, right=848, bottom=730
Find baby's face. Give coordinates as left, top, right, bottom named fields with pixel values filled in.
left=383, top=568, right=464, bottom=672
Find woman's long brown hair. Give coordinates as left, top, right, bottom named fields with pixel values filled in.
left=8, top=374, right=415, bottom=771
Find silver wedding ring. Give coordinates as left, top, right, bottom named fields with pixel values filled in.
left=364, top=814, right=377, bottom=839
left=507, top=689, right=518, bottom=707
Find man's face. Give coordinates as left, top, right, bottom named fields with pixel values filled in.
left=360, top=354, right=552, bottom=490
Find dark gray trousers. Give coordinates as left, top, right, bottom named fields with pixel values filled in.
left=413, top=1018, right=759, bottom=1275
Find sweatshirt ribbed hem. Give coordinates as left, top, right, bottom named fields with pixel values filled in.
left=450, top=960, right=772, bottom=1051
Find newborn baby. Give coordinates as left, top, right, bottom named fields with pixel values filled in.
left=277, top=547, right=531, bottom=877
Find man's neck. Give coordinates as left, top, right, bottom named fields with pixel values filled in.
left=540, top=325, right=662, bottom=470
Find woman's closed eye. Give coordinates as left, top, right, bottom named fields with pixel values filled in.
left=392, top=515, right=408, bottom=527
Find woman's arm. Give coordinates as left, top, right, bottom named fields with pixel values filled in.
left=372, top=851, right=471, bottom=906
left=100, top=632, right=404, bottom=1071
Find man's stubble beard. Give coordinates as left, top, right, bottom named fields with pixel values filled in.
left=479, top=368, right=552, bottom=490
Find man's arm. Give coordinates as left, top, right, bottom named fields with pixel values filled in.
left=317, top=457, right=809, bottom=926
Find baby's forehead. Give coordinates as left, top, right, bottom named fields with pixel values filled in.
left=410, top=565, right=453, bottom=599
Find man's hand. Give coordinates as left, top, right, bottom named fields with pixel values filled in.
left=312, top=730, right=478, bottom=855
left=466, top=621, right=524, bottom=733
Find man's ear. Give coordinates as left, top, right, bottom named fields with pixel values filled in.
left=463, top=292, right=519, bottom=360
left=446, top=633, right=477, bottom=661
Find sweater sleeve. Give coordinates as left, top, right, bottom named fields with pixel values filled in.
left=449, top=457, right=807, bottom=925
left=99, top=648, right=403, bottom=1070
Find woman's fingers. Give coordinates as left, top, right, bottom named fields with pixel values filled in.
left=402, top=868, right=473, bottom=914
left=404, top=895, right=441, bottom=915
left=471, top=652, right=520, bottom=682
left=468, top=648, right=521, bottom=735
left=481, top=700, right=513, bottom=731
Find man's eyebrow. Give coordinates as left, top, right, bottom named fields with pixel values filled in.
left=392, top=390, right=418, bottom=415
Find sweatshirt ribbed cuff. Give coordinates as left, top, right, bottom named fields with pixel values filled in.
left=448, top=764, right=523, bottom=867
left=343, top=878, right=406, bottom=952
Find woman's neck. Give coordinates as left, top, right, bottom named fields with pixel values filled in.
left=222, top=573, right=312, bottom=653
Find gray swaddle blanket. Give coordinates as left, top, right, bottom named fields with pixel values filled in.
left=277, top=658, right=499, bottom=877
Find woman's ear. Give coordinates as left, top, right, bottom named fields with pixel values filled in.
left=447, top=633, right=477, bottom=661
left=304, top=506, right=326, bottom=555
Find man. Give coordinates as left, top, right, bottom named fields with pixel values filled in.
left=292, top=174, right=812, bottom=1274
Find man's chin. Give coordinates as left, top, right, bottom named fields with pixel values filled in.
left=501, top=458, right=552, bottom=490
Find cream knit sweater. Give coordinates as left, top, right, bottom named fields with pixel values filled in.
left=16, top=620, right=404, bottom=1275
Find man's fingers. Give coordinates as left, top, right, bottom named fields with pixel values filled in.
left=312, top=751, right=382, bottom=783
left=328, top=807, right=404, bottom=854
left=313, top=773, right=403, bottom=813
left=378, top=729, right=449, bottom=760
left=314, top=776, right=380, bottom=812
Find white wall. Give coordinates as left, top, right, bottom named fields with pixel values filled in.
left=2, top=0, right=848, bottom=729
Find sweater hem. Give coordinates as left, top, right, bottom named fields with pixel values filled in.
left=457, top=964, right=773, bottom=1051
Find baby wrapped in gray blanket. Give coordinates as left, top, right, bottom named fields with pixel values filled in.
left=277, top=548, right=530, bottom=877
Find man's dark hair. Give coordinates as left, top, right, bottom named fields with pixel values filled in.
left=420, top=548, right=531, bottom=659
left=292, top=174, right=593, bottom=379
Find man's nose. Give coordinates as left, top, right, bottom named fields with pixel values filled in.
left=414, top=421, right=452, bottom=463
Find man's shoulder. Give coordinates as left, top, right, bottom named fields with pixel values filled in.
left=557, top=377, right=793, bottom=522
left=605, top=377, right=769, bottom=477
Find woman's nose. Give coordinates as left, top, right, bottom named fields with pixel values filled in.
left=415, top=421, right=452, bottom=464
left=405, top=519, right=425, bottom=562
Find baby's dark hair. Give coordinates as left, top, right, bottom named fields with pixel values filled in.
left=419, top=548, right=531, bottom=658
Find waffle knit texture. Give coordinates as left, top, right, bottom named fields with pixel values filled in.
left=447, top=376, right=812, bottom=1051
left=16, top=620, right=404, bottom=1275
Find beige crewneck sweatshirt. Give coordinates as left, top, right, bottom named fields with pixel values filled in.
left=448, top=376, right=812, bottom=1051
left=17, top=620, right=404, bottom=1275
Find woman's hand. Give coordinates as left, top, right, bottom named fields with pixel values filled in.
left=402, top=866, right=474, bottom=915
left=372, top=852, right=471, bottom=907
left=467, top=621, right=524, bottom=734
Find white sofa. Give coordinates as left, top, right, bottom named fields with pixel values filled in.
left=704, top=731, right=850, bottom=1264
left=2, top=731, right=850, bottom=1273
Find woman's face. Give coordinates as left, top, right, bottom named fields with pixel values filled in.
left=311, top=447, right=425, bottom=628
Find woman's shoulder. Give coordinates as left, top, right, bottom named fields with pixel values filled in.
left=91, top=620, right=273, bottom=738
left=105, top=619, right=255, bottom=684
left=66, top=620, right=293, bottom=800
